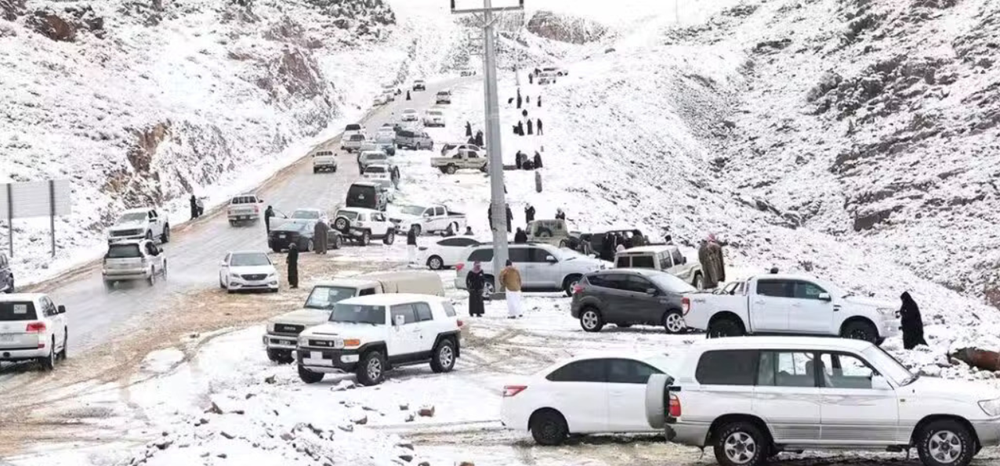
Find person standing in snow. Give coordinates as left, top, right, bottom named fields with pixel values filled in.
left=505, top=204, right=513, bottom=233
left=516, top=121, right=524, bottom=136
left=517, top=89, right=522, bottom=109
left=698, top=238, right=722, bottom=289
left=475, top=130, right=484, bottom=147
left=499, top=260, right=523, bottom=319
left=487, top=205, right=494, bottom=232
left=555, top=208, right=566, bottom=220
left=533, top=151, right=543, bottom=169
left=630, top=229, right=647, bottom=247
left=465, top=121, right=472, bottom=138
left=287, top=243, right=299, bottom=289
left=189, top=195, right=199, bottom=220
left=465, top=262, right=486, bottom=317
left=515, top=150, right=524, bottom=169
left=900, top=292, right=928, bottom=349
left=527, top=119, right=534, bottom=135
left=406, top=90, right=411, bottom=101
left=526, top=96, right=531, bottom=104
left=537, top=118, right=543, bottom=135
left=464, top=226, right=474, bottom=236
left=708, top=233, right=726, bottom=284
left=528, top=73, right=534, bottom=85
left=537, top=95, right=542, bottom=107
left=524, top=204, right=535, bottom=224
left=407, top=224, right=418, bottom=266
left=264, top=205, right=275, bottom=233
left=514, top=228, right=528, bottom=244
left=313, top=219, right=330, bottom=254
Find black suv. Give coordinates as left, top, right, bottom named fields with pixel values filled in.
left=0, top=253, right=12, bottom=293
left=570, top=269, right=693, bottom=334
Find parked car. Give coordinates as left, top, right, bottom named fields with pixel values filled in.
left=311, top=150, right=337, bottom=173
left=343, top=123, right=363, bottom=140
left=501, top=352, right=676, bottom=445
left=332, top=207, right=396, bottom=246
left=226, top=194, right=263, bottom=227
left=423, top=109, right=446, bottom=127
left=296, top=294, right=462, bottom=385
left=412, top=80, right=426, bottom=91
left=576, top=228, right=651, bottom=258
left=218, top=251, right=279, bottom=293
left=419, top=236, right=481, bottom=270
left=431, top=148, right=488, bottom=174
left=373, top=94, right=388, bottom=106
left=268, top=220, right=342, bottom=253
left=342, top=133, right=367, bottom=152
left=455, top=243, right=607, bottom=297
left=358, top=151, right=391, bottom=172
left=389, top=204, right=467, bottom=236
left=262, top=272, right=445, bottom=363
left=645, top=337, right=1000, bottom=466
left=289, top=208, right=328, bottom=225
left=615, top=245, right=703, bottom=289
left=542, top=66, right=567, bottom=77
left=682, top=274, right=900, bottom=344
left=440, top=143, right=482, bottom=157
left=526, top=219, right=578, bottom=248
left=346, top=181, right=390, bottom=212
left=395, top=129, right=433, bottom=150
left=373, top=130, right=398, bottom=156
left=107, top=207, right=170, bottom=244
left=363, top=163, right=398, bottom=185
left=102, top=240, right=167, bottom=289
left=538, top=72, right=557, bottom=85
left=400, top=108, right=419, bottom=122
left=435, top=90, right=451, bottom=104
left=0, top=293, right=68, bottom=370
left=571, top=269, right=695, bottom=333
left=460, top=69, right=477, bottom=77
left=0, top=253, right=13, bottom=293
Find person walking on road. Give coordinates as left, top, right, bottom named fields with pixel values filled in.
left=537, top=118, right=543, bottom=135
left=313, top=219, right=330, bottom=254
left=900, top=292, right=928, bottom=349
left=407, top=224, right=418, bottom=266
left=189, top=195, right=199, bottom=220
left=499, top=260, right=524, bottom=319
left=524, top=204, right=535, bottom=224
left=264, top=205, right=275, bottom=233
left=514, top=228, right=528, bottom=244
left=466, top=262, right=486, bottom=317
left=287, top=243, right=299, bottom=289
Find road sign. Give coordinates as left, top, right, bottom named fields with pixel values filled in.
left=0, top=180, right=72, bottom=257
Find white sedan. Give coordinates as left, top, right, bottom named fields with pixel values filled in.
left=419, top=236, right=480, bottom=270
left=289, top=208, right=328, bottom=225
left=500, top=353, right=676, bottom=446
left=219, top=251, right=280, bottom=293
left=400, top=108, right=419, bottom=122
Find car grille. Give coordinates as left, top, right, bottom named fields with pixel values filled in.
left=274, top=324, right=304, bottom=335
left=308, top=339, right=336, bottom=348
left=112, top=229, right=143, bottom=237
left=242, top=274, right=267, bottom=281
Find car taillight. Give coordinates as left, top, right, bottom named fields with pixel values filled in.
left=572, top=284, right=583, bottom=295
left=503, top=385, right=527, bottom=397
left=455, top=263, right=465, bottom=272
left=668, top=393, right=682, bottom=418
left=26, top=322, right=46, bottom=333
left=457, top=319, right=464, bottom=328
left=681, top=297, right=691, bottom=315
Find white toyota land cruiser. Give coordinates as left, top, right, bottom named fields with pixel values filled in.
left=296, top=294, right=462, bottom=386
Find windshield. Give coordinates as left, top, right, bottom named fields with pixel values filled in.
left=107, top=244, right=142, bottom=259
left=345, top=124, right=362, bottom=131
left=649, top=273, right=697, bottom=294
left=118, top=212, right=146, bottom=223
left=400, top=205, right=427, bottom=216
left=292, top=210, right=320, bottom=220
left=330, top=303, right=385, bottom=325
left=429, top=111, right=443, bottom=116
left=366, top=154, right=386, bottom=161
left=230, top=253, right=270, bottom=267
left=336, top=210, right=359, bottom=221
left=862, top=346, right=915, bottom=385
left=304, top=286, right=358, bottom=310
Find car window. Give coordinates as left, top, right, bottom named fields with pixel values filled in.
left=468, top=248, right=493, bottom=262
left=631, top=255, right=655, bottom=269
left=756, top=280, right=793, bottom=298
left=330, top=304, right=385, bottom=325
left=506, top=248, right=530, bottom=263
left=442, top=301, right=457, bottom=317
left=648, top=273, right=697, bottom=294
left=607, top=359, right=664, bottom=384
left=671, top=249, right=685, bottom=265
left=230, top=253, right=270, bottom=267
left=440, top=238, right=472, bottom=247
left=346, top=124, right=362, bottom=131
left=695, top=350, right=757, bottom=386
left=435, top=207, right=445, bottom=216
left=615, top=256, right=630, bottom=268
left=0, top=301, right=37, bottom=321
left=413, top=302, right=434, bottom=322
left=390, top=304, right=418, bottom=325
left=107, top=244, right=142, bottom=259
left=793, top=281, right=828, bottom=300
left=304, top=286, right=358, bottom=310
left=757, top=351, right=816, bottom=388
left=819, top=353, right=877, bottom=389
left=546, top=359, right=607, bottom=383
left=625, top=275, right=655, bottom=293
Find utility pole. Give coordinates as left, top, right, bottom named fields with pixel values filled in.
left=452, top=0, right=523, bottom=298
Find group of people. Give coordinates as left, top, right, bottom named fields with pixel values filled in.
left=514, top=150, right=543, bottom=170
left=188, top=195, right=205, bottom=220
left=464, top=122, right=485, bottom=147
left=464, top=259, right=524, bottom=319
left=595, top=230, right=648, bottom=261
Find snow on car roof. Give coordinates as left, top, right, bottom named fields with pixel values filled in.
left=339, top=293, right=447, bottom=306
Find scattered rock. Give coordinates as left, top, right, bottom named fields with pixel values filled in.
left=280, top=432, right=295, bottom=441
left=399, top=403, right=409, bottom=411
left=331, top=380, right=357, bottom=391
left=220, top=431, right=236, bottom=440
left=154, top=440, right=172, bottom=450
left=217, top=453, right=228, bottom=459
left=338, top=424, right=354, bottom=433
left=417, top=406, right=435, bottom=418
left=396, top=440, right=414, bottom=450
left=404, top=413, right=415, bottom=422
left=264, top=375, right=276, bottom=384
left=352, top=414, right=368, bottom=425
left=398, top=454, right=414, bottom=462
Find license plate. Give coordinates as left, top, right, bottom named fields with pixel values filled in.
left=279, top=234, right=286, bottom=238
left=311, top=351, right=323, bottom=360
left=0, top=334, right=15, bottom=343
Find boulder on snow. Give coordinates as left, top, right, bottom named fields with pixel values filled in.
left=399, top=403, right=409, bottom=411
left=351, top=413, right=368, bottom=425
left=29, top=10, right=77, bottom=41
left=338, top=424, right=354, bottom=432
left=1, top=0, right=25, bottom=21
left=331, top=380, right=357, bottom=391
left=417, top=406, right=435, bottom=418
left=950, top=348, right=1000, bottom=372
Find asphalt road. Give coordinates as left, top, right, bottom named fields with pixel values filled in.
left=12, top=77, right=468, bottom=357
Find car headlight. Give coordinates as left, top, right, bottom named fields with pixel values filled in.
left=267, top=272, right=277, bottom=278
left=266, top=322, right=275, bottom=333
left=298, top=336, right=309, bottom=346
left=342, top=338, right=361, bottom=348
left=979, top=399, right=1000, bottom=416
left=230, top=273, right=241, bottom=279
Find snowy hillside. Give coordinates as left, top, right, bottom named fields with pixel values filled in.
left=0, top=0, right=462, bottom=283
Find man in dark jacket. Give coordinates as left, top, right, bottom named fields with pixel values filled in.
left=524, top=204, right=535, bottom=224
left=517, top=89, right=522, bottom=108
left=465, top=122, right=472, bottom=137
left=287, top=243, right=299, bottom=289
left=900, top=292, right=928, bottom=349
left=516, top=121, right=524, bottom=136
left=189, top=195, right=199, bottom=220
left=487, top=205, right=494, bottom=231
left=407, top=225, right=418, bottom=266
left=537, top=118, right=543, bottom=135
left=264, top=206, right=275, bottom=233
left=533, top=151, right=543, bottom=169
left=555, top=208, right=566, bottom=220
left=505, top=204, right=513, bottom=233
left=514, top=228, right=528, bottom=244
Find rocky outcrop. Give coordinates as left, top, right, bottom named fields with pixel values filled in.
left=526, top=10, right=607, bottom=44
left=1, top=0, right=24, bottom=21
left=28, top=4, right=105, bottom=42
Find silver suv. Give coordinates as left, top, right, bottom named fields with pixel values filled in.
left=454, top=243, right=607, bottom=297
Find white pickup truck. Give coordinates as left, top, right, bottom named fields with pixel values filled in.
left=682, top=273, right=900, bottom=345
left=389, top=204, right=467, bottom=236
left=107, top=207, right=170, bottom=244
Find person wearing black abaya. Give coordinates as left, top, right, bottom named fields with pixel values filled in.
left=537, top=95, right=542, bottom=107
left=516, top=121, right=524, bottom=136
left=514, top=228, right=528, bottom=244
left=528, top=74, right=534, bottom=85
left=189, top=195, right=199, bottom=220
left=465, top=121, right=472, bottom=137
left=527, top=119, right=533, bottom=135
left=537, top=118, right=543, bottom=135
left=287, top=243, right=299, bottom=289
left=515, top=151, right=524, bottom=169
left=475, top=130, right=484, bottom=147
left=505, top=204, right=513, bottom=233
left=900, top=292, right=928, bottom=349
left=406, top=90, right=411, bottom=101
left=264, top=205, right=275, bottom=233
left=534, top=151, right=543, bottom=168
left=466, top=262, right=486, bottom=317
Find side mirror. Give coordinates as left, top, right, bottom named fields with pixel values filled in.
left=646, top=288, right=658, bottom=296
left=872, top=375, right=892, bottom=391
left=545, top=255, right=557, bottom=263
left=57, top=305, right=66, bottom=315
left=818, top=292, right=832, bottom=301
left=394, top=314, right=406, bottom=327
left=220, top=261, right=228, bottom=267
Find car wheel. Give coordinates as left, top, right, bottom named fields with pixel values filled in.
left=693, top=272, right=704, bottom=290
left=161, top=225, right=170, bottom=243
left=383, top=230, right=395, bottom=245
left=359, top=231, right=371, bottom=246
left=40, top=337, right=56, bottom=370
left=219, top=277, right=226, bottom=289
left=562, top=275, right=582, bottom=297
left=579, top=307, right=604, bottom=332
left=332, top=235, right=342, bottom=250
left=430, top=338, right=456, bottom=373
left=446, top=164, right=457, bottom=175
left=482, top=278, right=495, bottom=299
left=148, top=268, right=157, bottom=286
left=335, top=217, right=350, bottom=232
left=708, top=317, right=745, bottom=338
left=161, top=261, right=167, bottom=279
left=428, top=256, right=444, bottom=270
left=529, top=410, right=568, bottom=446
left=313, top=167, right=319, bottom=174
left=229, top=220, right=237, bottom=227
left=267, top=349, right=294, bottom=365
left=297, top=364, right=324, bottom=384
left=103, top=280, right=115, bottom=291
left=917, top=420, right=975, bottom=466
left=841, top=320, right=878, bottom=344
left=713, top=421, right=767, bottom=466
left=59, top=331, right=68, bottom=360
left=356, top=350, right=387, bottom=386
left=663, top=310, right=686, bottom=334
left=558, top=239, right=569, bottom=248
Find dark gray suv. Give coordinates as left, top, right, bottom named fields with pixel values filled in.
left=570, top=269, right=695, bottom=334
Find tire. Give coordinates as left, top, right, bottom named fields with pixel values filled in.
left=359, top=230, right=371, bottom=246
left=693, top=272, right=704, bottom=290
left=356, top=350, right=387, bottom=386
left=558, top=239, right=569, bottom=248
left=148, top=268, right=157, bottom=286
left=58, top=331, right=68, bottom=360
left=313, top=167, right=319, bottom=174
left=917, top=421, right=975, bottom=466
left=713, top=421, right=767, bottom=466
left=529, top=410, right=568, bottom=446
left=103, top=280, right=115, bottom=291
left=579, top=307, right=604, bottom=332
left=841, top=320, right=878, bottom=344
left=334, top=217, right=350, bottom=232
left=663, top=309, right=686, bottom=334
left=267, top=349, right=294, bottom=365
left=708, top=317, right=745, bottom=338
left=271, top=246, right=282, bottom=253
left=428, top=255, right=444, bottom=270
left=331, top=235, right=342, bottom=250
left=297, top=364, right=324, bottom=384
left=40, top=337, right=56, bottom=371
left=562, top=275, right=582, bottom=297
left=383, top=230, right=395, bottom=245
left=219, top=278, right=226, bottom=289
left=161, top=225, right=170, bottom=243
left=446, top=164, right=457, bottom=175
left=229, top=220, right=237, bottom=227
left=430, top=338, right=456, bottom=373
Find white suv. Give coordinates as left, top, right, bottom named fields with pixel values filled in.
left=645, top=337, right=1000, bottom=466
left=296, top=294, right=462, bottom=386
left=332, top=208, right=396, bottom=246
left=0, top=294, right=68, bottom=370
left=102, top=240, right=167, bottom=289
left=311, top=150, right=337, bottom=173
